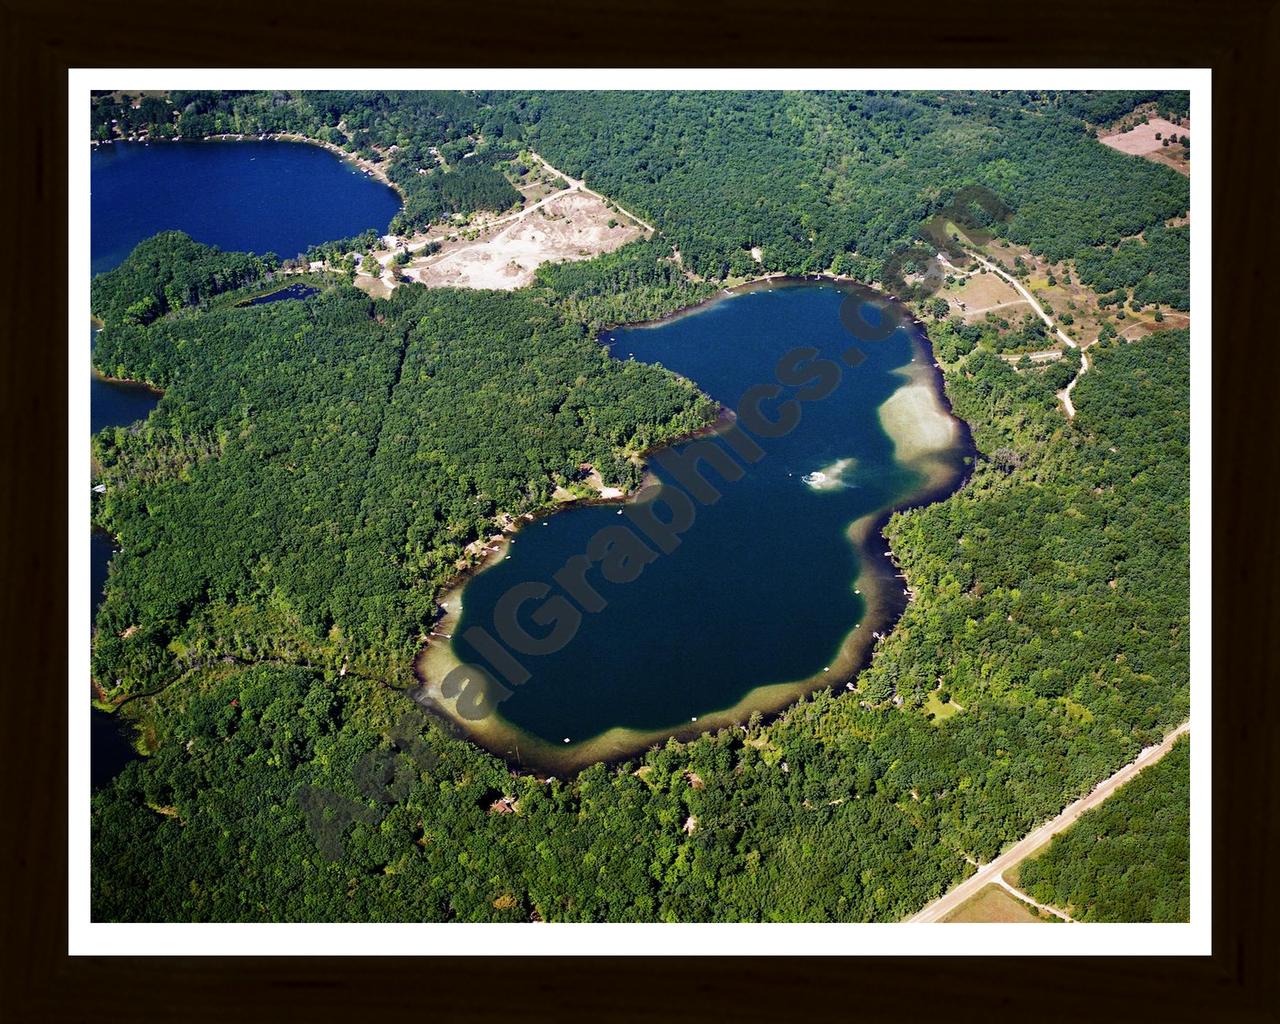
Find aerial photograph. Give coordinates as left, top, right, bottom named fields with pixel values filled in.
left=85, top=84, right=1194, bottom=928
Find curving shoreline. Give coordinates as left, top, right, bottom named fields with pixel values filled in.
left=196, top=132, right=402, bottom=195
left=413, top=282, right=976, bottom=775
left=92, top=368, right=165, bottom=396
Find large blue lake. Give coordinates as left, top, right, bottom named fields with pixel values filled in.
left=89, top=140, right=401, bottom=788
left=425, top=282, right=970, bottom=770
left=90, top=140, right=400, bottom=274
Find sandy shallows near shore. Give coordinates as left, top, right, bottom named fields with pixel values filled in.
left=878, top=363, right=959, bottom=465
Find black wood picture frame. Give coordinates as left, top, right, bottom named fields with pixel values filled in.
left=3, top=1, right=1275, bottom=1018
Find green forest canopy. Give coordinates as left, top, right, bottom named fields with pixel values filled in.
left=92, top=236, right=715, bottom=697
left=1018, top=737, right=1190, bottom=922
left=90, top=90, right=1191, bottom=922
left=92, top=255, right=1190, bottom=920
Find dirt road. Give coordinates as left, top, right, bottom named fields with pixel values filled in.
left=525, top=151, right=656, bottom=233
left=367, top=150, right=655, bottom=294
left=992, top=876, right=1073, bottom=922
left=939, top=250, right=1091, bottom=418
left=906, top=721, right=1190, bottom=923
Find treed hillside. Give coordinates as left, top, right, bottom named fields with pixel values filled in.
left=498, top=91, right=1189, bottom=277
left=1073, top=223, right=1191, bottom=310
left=1018, top=738, right=1190, bottom=922
left=89, top=91, right=1191, bottom=923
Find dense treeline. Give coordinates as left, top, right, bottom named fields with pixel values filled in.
left=533, top=237, right=720, bottom=332
left=91, top=240, right=1190, bottom=919
left=1047, top=90, right=1191, bottom=124
left=1018, top=738, right=1190, bottom=922
left=392, top=159, right=520, bottom=232
left=91, top=231, right=275, bottom=327
left=861, top=329, right=1189, bottom=726
left=343, top=285, right=715, bottom=664
left=1073, top=224, right=1190, bottom=310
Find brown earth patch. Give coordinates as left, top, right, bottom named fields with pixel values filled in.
left=1099, top=117, right=1190, bottom=176
left=406, top=190, right=642, bottom=291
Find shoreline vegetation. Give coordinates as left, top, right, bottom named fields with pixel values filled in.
left=91, top=367, right=164, bottom=394
left=414, top=282, right=975, bottom=774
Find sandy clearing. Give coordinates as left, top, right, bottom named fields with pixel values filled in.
left=963, top=299, right=1031, bottom=320
left=908, top=721, right=1189, bottom=923
left=942, top=270, right=1023, bottom=318
left=406, top=189, right=642, bottom=291
left=345, top=150, right=651, bottom=294
left=1001, top=349, right=1064, bottom=365
left=1099, top=117, right=1188, bottom=156
left=1099, top=118, right=1190, bottom=176
left=524, top=151, right=656, bottom=234
left=1120, top=312, right=1191, bottom=341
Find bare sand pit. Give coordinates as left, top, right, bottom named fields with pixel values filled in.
left=407, top=190, right=643, bottom=291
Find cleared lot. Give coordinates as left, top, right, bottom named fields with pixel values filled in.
left=406, top=190, right=642, bottom=291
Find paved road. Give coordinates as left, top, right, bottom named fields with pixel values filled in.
left=907, top=721, right=1190, bottom=923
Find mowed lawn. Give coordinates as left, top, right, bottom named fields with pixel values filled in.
left=941, top=885, right=1047, bottom=924
left=923, top=690, right=963, bottom=722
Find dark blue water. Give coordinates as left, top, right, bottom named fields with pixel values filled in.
left=91, top=320, right=155, bottom=789
left=241, top=283, right=319, bottom=306
left=89, top=140, right=401, bottom=788
left=451, top=283, right=961, bottom=747
left=91, top=140, right=400, bottom=273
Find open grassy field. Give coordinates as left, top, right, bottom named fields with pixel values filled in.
left=972, top=239, right=1110, bottom=345
left=941, top=884, right=1046, bottom=924
left=939, top=269, right=1026, bottom=320
left=923, top=690, right=963, bottom=722
left=1099, top=116, right=1191, bottom=176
